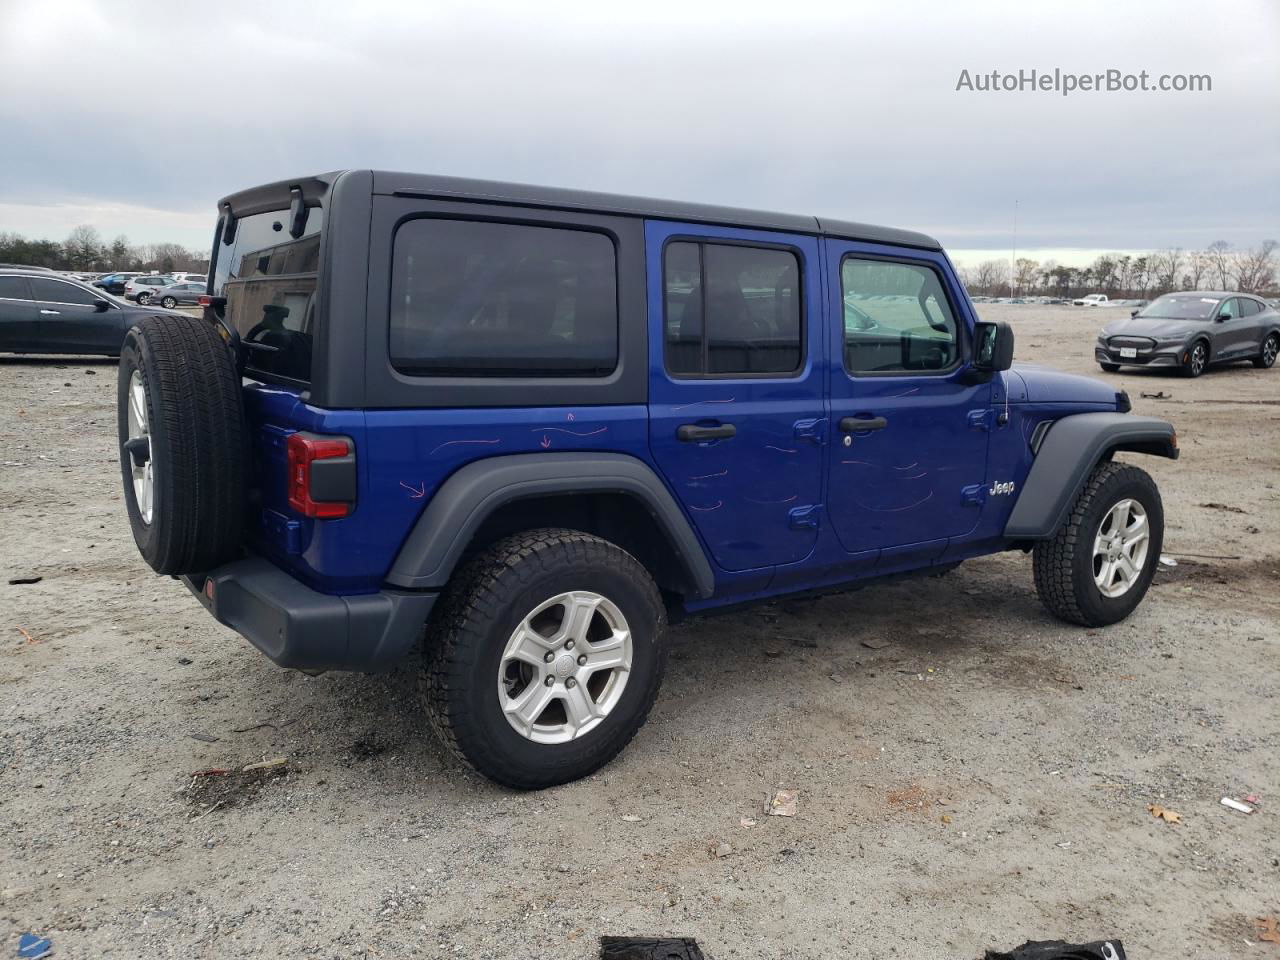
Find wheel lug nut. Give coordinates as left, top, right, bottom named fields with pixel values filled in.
left=544, top=676, right=555, bottom=687
left=565, top=678, right=577, bottom=689
left=577, top=655, right=588, bottom=666
left=544, top=651, right=555, bottom=663
left=565, top=640, right=575, bottom=650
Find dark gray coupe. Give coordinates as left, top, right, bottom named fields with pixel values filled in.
left=1096, top=291, right=1279, bottom=377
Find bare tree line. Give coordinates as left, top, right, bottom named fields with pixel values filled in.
left=1, top=225, right=208, bottom=275
left=958, top=240, right=1278, bottom=299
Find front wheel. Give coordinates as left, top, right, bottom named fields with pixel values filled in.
left=1033, top=461, right=1163, bottom=627
left=160, top=296, right=177, bottom=308
left=1181, top=340, right=1208, bottom=377
left=422, top=529, right=667, bottom=789
left=1254, top=332, right=1278, bottom=369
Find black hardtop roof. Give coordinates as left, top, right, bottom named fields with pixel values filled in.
left=219, top=170, right=943, bottom=252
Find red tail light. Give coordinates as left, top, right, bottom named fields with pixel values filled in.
left=286, top=433, right=354, bottom=519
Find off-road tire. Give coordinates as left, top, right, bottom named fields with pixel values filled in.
left=1180, top=339, right=1208, bottom=377
left=1033, top=461, right=1163, bottom=627
left=422, top=529, right=667, bottom=789
left=1254, top=332, right=1278, bottom=369
left=160, top=295, right=177, bottom=309
left=117, top=315, right=244, bottom=575
left=1099, top=362, right=1121, bottom=373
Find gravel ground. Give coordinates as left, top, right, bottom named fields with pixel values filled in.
left=1, top=303, right=1277, bottom=959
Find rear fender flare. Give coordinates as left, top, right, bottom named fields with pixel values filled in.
left=384, top=452, right=716, bottom=598
left=1004, top=413, right=1177, bottom=539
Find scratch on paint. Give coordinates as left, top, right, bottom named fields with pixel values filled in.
left=688, top=469, right=729, bottom=480
left=532, top=426, right=608, bottom=437
left=671, top=397, right=736, bottom=412
left=428, top=438, right=501, bottom=457
left=688, top=500, right=723, bottom=512
left=851, top=491, right=934, bottom=512
left=893, top=462, right=920, bottom=471
left=899, top=471, right=927, bottom=480
left=745, top=494, right=799, bottom=505
left=765, top=445, right=798, bottom=454
left=839, top=459, right=877, bottom=466
left=885, top=386, right=920, bottom=398
left=540, top=435, right=551, bottom=449
left=400, top=481, right=426, bottom=499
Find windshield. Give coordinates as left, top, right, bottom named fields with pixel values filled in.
left=210, top=205, right=323, bottom=384
left=1138, top=294, right=1219, bottom=320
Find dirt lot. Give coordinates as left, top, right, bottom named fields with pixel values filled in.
left=1, top=303, right=1277, bottom=959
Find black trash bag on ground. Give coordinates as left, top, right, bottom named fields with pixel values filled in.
left=985, top=940, right=1125, bottom=960
left=600, top=936, right=706, bottom=960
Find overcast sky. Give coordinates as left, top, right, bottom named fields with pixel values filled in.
left=1, top=0, right=1276, bottom=266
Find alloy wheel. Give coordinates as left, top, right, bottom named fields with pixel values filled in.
left=1092, top=498, right=1150, bottom=598
left=124, top=370, right=154, bottom=524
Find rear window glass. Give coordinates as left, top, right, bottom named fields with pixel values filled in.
left=212, top=207, right=323, bottom=384
left=390, top=219, right=618, bottom=378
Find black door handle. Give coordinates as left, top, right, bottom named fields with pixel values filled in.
left=677, top=423, right=737, bottom=442
left=839, top=416, right=888, bottom=433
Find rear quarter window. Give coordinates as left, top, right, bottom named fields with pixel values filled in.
left=389, top=218, right=618, bottom=378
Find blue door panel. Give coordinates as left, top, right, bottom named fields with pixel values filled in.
left=645, top=221, right=827, bottom=574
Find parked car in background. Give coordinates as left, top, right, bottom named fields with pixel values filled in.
left=1073, top=294, right=1108, bottom=306
left=151, top=281, right=208, bottom=308
left=94, top=272, right=143, bottom=294
left=172, top=272, right=208, bottom=285
left=124, top=275, right=177, bottom=303
left=1096, top=291, right=1279, bottom=377
left=0, top=268, right=180, bottom=356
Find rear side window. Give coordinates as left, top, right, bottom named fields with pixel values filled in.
left=0, top=276, right=29, bottom=299
left=663, top=240, right=802, bottom=376
left=841, top=258, right=960, bottom=374
left=1239, top=298, right=1261, bottom=317
left=213, top=207, right=323, bottom=384
left=390, top=219, right=618, bottom=377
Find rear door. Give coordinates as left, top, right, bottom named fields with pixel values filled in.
left=0, top=275, right=40, bottom=351
left=647, top=221, right=826, bottom=573
left=823, top=241, right=991, bottom=568
left=1212, top=297, right=1251, bottom=359
left=27, top=277, right=125, bottom=353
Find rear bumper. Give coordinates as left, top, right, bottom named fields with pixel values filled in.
left=183, top=557, right=437, bottom=672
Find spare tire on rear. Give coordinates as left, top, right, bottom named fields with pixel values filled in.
left=117, top=315, right=245, bottom=575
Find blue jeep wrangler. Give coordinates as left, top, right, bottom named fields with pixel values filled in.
left=117, top=171, right=1177, bottom=788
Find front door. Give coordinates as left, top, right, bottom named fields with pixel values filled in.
left=0, top=275, right=41, bottom=351
left=27, top=277, right=124, bottom=353
left=647, top=221, right=826, bottom=573
left=823, top=241, right=992, bottom=564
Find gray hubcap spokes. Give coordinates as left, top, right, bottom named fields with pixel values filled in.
left=1191, top=344, right=1206, bottom=374
left=1264, top=336, right=1278, bottom=366
left=497, top=590, right=633, bottom=745
left=125, top=370, right=154, bottom=524
left=1092, top=498, right=1150, bottom=598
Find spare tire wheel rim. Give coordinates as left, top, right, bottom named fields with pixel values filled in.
left=497, top=590, right=633, bottom=745
left=1092, top=498, right=1149, bottom=599
left=125, top=370, right=154, bottom=524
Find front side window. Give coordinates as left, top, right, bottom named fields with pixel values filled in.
left=0, top=276, right=30, bottom=300
left=390, top=219, right=618, bottom=377
left=1218, top=297, right=1240, bottom=319
left=29, top=278, right=101, bottom=306
left=841, top=258, right=960, bottom=374
left=663, top=240, right=801, bottom=376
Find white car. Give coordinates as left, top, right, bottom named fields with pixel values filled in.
left=1073, top=293, right=1109, bottom=306
left=123, top=275, right=178, bottom=303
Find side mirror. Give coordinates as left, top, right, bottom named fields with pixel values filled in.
left=1130, top=309, right=1140, bottom=317
left=973, top=320, right=1014, bottom=372
left=1216, top=312, right=1230, bottom=322
left=93, top=299, right=111, bottom=312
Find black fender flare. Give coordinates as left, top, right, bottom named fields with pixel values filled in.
left=1004, top=413, right=1178, bottom=539
left=384, top=452, right=716, bottom=598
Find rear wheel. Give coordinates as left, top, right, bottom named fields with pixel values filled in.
left=1254, top=332, right=1278, bottom=369
left=137, top=290, right=152, bottom=305
left=160, top=295, right=177, bottom=308
left=1181, top=339, right=1208, bottom=377
left=1033, top=461, right=1163, bottom=627
left=117, top=315, right=245, bottom=575
left=422, top=529, right=667, bottom=789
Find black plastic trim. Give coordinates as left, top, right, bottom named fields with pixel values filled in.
left=1004, top=413, right=1178, bottom=539
left=183, top=557, right=435, bottom=672
left=384, top=452, right=716, bottom=598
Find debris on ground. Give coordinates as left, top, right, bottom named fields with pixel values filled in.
left=189, top=733, right=219, bottom=743
left=1147, top=803, right=1182, bottom=824
left=1244, top=793, right=1260, bottom=805
left=984, top=939, right=1126, bottom=960
left=739, top=817, right=757, bottom=828
left=600, top=936, right=705, bottom=960
left=1220, top=797, right=1254, bottom=814
left=15, top=626, right=40, bottom=644
left=1140, top=391, right=1171, bottom=399
left=241, top=757, right=287, bottom=772
left=1256, top=916, right=1280, bottom=945
left=861, top=638, right=891, bottom=650
left=1158, top=555, right=1178, bottom=567
left=620, top=814, right=643, bottom=823
left=1198, top=502, right=1247, bottom=513
left=7, top=576, right=42, bottom=585
left=711, top=840, right=732, bottom=858
left=184, top=759, right=290, bottom=814
left=17, top=933, right=53, bottom=959
left=768, top=789, right=798, bottom=817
